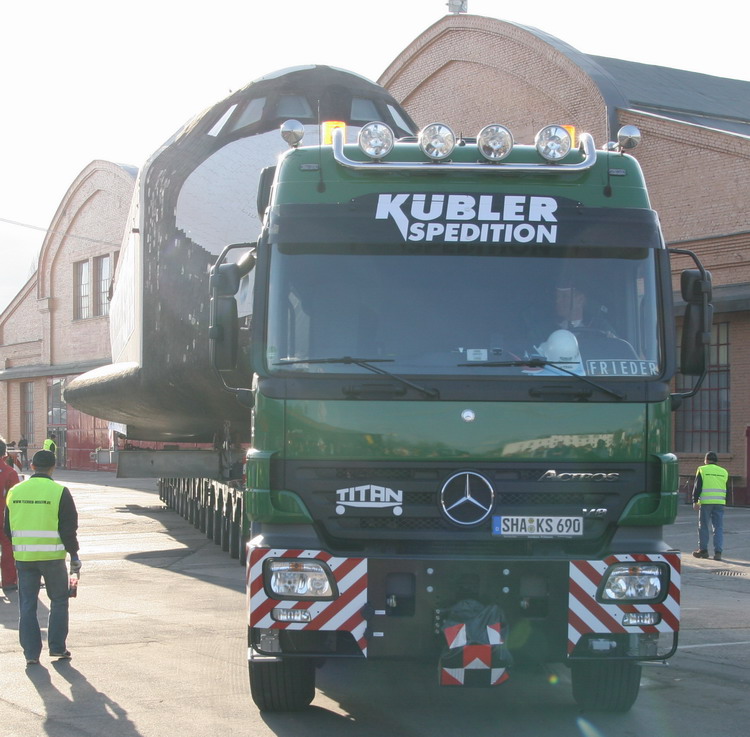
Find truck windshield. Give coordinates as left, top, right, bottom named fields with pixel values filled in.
left=266, top=243, right=662, bottom=378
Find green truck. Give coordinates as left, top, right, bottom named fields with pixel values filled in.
left=209, top=119, right=712, bottom=712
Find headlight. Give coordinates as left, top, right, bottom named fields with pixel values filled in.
left=600, top=564, right=665, bottom=602
left=477, top=124, right=513, bottom=161
left=419, top=123, right=456, bottom=160
left=535, top=125, right=572, bottom=161
left=358, top=122, right=394, bottom=159
left=266, top=559, right=335, bottom=599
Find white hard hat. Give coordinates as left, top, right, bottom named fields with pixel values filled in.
left=537, top=329, right=582, bottom=370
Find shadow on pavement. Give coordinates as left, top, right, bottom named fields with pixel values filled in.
left=24, top=659, right=143, bottom=737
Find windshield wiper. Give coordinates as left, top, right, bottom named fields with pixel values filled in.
left=458, top=357, right=626, bottom=401
left=275, top=356, right=439, bottom=399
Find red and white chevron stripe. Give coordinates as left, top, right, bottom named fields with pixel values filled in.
left=247, top=548, right=369, bottom=655
left=568, top=553, right=680, bottom=655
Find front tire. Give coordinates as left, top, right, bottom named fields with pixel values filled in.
left=571, top=660, right=641, bottom=712
left=249, top=659, right=315, bottom=712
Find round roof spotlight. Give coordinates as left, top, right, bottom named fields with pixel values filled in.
left=358, top=121, right=395, bottom=159
left=419, top=123, right=456, bottom=160
left=617, top=125, right=641, bottom=151
left=477, top=124, right=514, bottom=161
left=535, top=125, right=572, bottom=162
left=280, top=119, right=305, bottom=148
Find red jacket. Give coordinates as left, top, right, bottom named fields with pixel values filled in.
left=0, top=458, right=20, bottom=515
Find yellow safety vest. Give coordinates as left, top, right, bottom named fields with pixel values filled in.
left=6, top=476, right=66, bottom=561
left=697, top=463, right=728, bottom=505
left=43, top=439, right=56, bottom=453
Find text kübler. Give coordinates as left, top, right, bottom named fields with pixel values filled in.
left=375, top=193, right=560, bottom=243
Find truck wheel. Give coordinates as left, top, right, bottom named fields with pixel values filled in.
left=249, top=659, right=315, bottom=712
left=571, top=660, right=641, bottom=712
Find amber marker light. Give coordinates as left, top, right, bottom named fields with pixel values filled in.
left=322, top=121, right=346, bottom=145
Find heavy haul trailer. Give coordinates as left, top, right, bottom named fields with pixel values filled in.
left=209, top=118, right=713, bottom=713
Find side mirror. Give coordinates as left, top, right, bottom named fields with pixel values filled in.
left=209, top=295, right=239, bottom=371
left=679, top=268, right=713, bottom=377
left=209, top=244, right=257, bottom=297
left=210, top=263, right=241, bottom=296
left=681, top=269, right=712, bottom=304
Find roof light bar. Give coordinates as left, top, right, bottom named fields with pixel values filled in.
left=331, top=125, right=598, bottom=173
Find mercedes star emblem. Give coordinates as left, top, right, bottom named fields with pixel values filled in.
left=439, top=471, right=495, bottom=526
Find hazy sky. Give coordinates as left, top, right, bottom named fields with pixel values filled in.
left=1, top=0, right=749, bottom=313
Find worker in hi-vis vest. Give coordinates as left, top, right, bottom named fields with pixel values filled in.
left=43, top=433, right=57, bottom=455
left=692, top=451, right=729, bottom=561
left=4, top=449, right=81, bottom=665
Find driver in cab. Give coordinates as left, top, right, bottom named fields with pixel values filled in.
left=555, top=283, right=615, bottom=336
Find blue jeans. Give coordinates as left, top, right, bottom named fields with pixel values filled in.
left=16, top=559, right=69, bottom=659
left=698, top=504, right=725, bottom=553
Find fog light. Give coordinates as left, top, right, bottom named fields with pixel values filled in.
left=587, top=637, right=617, bottom=652
left=623, top=612, right=661, bottom=626
left=601, top=564, right=664, bottom=602
left=273, top=607, right=313, bottom=623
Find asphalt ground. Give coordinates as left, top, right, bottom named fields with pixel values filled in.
left=2, top=471, right=750, bottom=737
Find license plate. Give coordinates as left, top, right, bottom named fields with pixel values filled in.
left=492, top=515, right=583, bottom=537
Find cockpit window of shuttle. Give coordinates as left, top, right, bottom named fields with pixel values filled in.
left=231, top=97, right=266, bottom=131
left=351, top=97, right=380, bottom=122
left=388, top=104, right=415, bottom=137
left=277, top=95, right=313, bottom=118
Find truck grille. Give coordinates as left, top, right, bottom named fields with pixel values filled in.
left=281, top=461, right=645, bottom=545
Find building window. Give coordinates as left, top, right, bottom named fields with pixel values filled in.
left=675, top=321, right=729, bottom=453
left=94, top=254, right=112, bottom=316
left=21, top=382, right=34, bottom=442
left=47, top=378, right=67, bottom=426
left=74, top=260, right=90, bottom=319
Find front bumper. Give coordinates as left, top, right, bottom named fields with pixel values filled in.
left=247, top=547, right=679, bottom=664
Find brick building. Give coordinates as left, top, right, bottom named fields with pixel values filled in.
left=0, top=160, right=135, bottom=469
left=2, top=14, right=749, bottom=484
left=379, top=14, right=750, bottom=492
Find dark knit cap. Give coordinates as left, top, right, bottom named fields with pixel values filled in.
left=32, top=450, right=56, bottom=468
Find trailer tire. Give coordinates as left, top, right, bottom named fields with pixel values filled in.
left=229, top=511, right=241, bottom=560
left=249, top=659, right=315, bottom=712
left=221, top=505, right=231, bottom=553
left=213, top=498, right=223, bottom=544
left=571, top=660, right=641, bottom=713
